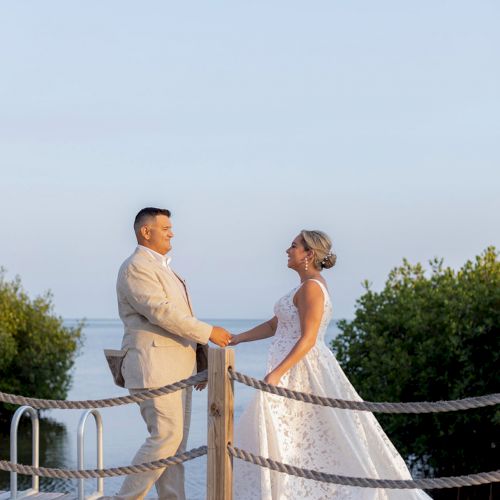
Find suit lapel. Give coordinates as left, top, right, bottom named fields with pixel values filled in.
left=157, top=263, right=192, bottom=314
left=172, top=271, right=194, bottom=315
left=134, top=247, right=193, bottom=314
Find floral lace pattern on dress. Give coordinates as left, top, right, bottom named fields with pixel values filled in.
left=234, top=280, right=430, bottom=500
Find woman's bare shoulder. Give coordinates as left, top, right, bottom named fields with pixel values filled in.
left=294, top=279, right=324, bottom=305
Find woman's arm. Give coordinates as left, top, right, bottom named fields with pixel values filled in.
left=263, top=281, right=324, bottom=385
left=230, top=316, right=278, bottom=345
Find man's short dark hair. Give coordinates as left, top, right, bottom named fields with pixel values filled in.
left=134, top=207, right=171, bottom=233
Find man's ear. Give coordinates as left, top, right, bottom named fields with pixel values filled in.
left=140, top=225, right=150, bottom=241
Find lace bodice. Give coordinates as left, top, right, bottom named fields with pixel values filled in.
left=268, top=279, right=333, bottom=374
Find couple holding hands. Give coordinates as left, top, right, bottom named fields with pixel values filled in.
left=107, top=207, right=430, bottom=500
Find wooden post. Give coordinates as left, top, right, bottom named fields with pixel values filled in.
left=207, top=347, right=234, bottom=500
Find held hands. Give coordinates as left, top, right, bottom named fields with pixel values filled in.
left=198, top=326, right=232, bottom=390
left=228, top=334, right=241, bottom=346
left=209, top=326, right=232, bottom=348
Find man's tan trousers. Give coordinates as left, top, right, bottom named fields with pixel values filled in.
left=114, top=386, right=192, bottom=500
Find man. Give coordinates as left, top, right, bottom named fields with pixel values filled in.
left=114, top=207, right=231, bottom=499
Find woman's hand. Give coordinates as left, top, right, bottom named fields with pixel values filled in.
left=229, top=334, right=241, bottom=346
left=263, top=371, right=282, bottom=386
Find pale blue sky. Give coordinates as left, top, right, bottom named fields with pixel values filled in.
left=0, top=1, right=498, bottom=320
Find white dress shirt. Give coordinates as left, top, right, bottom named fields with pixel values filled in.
left=138, top=245, right=170, bottom=268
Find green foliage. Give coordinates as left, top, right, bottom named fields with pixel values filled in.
left=331, top=247, right=499, bottom=479
left=0, top=269, right=83, bottom=422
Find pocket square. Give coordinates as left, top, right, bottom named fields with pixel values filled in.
left=104, top=349, right=127, bottom=388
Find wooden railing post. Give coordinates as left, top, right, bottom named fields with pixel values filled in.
left=207, top=347, right=234, bottom=500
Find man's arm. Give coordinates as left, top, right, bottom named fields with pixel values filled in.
left=122, top=263, right=231, bottom=345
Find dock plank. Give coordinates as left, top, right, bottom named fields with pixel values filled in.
left=0, top=493, right=120, bottom=499
left=31, top=493, right=74, bottom=499
left=0, top=493, right=77, bottom=499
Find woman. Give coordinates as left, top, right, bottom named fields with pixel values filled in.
left=230, top=230, right=431, bottom=499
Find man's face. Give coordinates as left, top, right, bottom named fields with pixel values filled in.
left=146, top=215, right=174, bottom=255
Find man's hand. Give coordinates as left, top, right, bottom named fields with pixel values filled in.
left=209, top=326, right=232, bottom=347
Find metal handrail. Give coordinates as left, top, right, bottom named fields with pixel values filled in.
left=10, top=405, right=39, bottom=499
left=77, top=409, right=104, bottom=499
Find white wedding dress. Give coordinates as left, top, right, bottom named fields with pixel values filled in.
left=233, top=279, right=431, bottom=499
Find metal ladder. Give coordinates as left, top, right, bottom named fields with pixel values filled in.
left=10, top=405, right=39, bottom=499
left=7, top=406, right=104, bottom=499
left=77, top=410, right=104, bottom=500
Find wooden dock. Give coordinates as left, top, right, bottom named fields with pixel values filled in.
left=0, top=492, right=161, bottom=499
left=0, top=492, right=74, bottom=499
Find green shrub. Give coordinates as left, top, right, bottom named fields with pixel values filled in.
left=331, top=248, right=499, bottom=485
left=0, top=269, right=83, bottom=423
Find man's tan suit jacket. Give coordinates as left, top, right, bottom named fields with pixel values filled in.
left=117, top=247, right=212, bottom=389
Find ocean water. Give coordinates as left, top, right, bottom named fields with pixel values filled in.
left=0, top=318, right=340, bottom=498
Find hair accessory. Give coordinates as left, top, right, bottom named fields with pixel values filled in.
left=321, top=252, right=333, bottom=264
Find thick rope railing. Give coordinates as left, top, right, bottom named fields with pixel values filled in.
left=0, top=446, right=207, bottom=479
left=2, top=368, right=498, bottom=413
left=229, top=446, right=500, bottom=489
left=1, top=360, right=498, bottom=491
left=0, top=371, right=208, bottom=409
left=230, top=370, right=500, bottom=413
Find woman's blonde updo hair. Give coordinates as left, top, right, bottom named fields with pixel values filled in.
left=300, top=230, right=337, bottom=270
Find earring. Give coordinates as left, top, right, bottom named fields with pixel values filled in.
left=304, top=258, right=309, bottom=271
